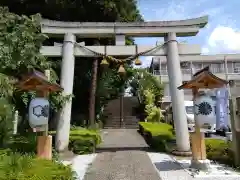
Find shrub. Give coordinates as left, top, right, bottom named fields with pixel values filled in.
left=205, top=139, right=233, bottom=166
left=0, top=153, right=75, bottom=180
left=69, top=127, right=101, bottom=145
left=139, top=122, right=174, bottom=138
left=69, top=128, right=101, bottom=154
left=51, top=127, right=101, bottom=154
left=139, top=122, right=174, bottom=152
left=0, top=98, right=14, bottom=148
left=143, top=89, right=163, bottom=122
left=69, top=136, right=96, bottom=154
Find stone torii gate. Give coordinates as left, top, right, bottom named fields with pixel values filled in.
left=40, top=16, right=208, bottom=153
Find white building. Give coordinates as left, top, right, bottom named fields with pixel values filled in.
left=150, top=54, right=240, bottom=108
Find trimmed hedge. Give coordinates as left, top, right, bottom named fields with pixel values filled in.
left=51, top=127, right=101, bottom=154
left=0, top=152, right=75, bottom=180
left=139, top=122, right=174, bottom=152
left=139, top=122, right=234, bottom=166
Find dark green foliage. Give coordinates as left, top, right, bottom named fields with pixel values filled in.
left=0, top=98, right=14, bottom=148
left=0, top=7, right=68, bottom=138
left=0, top=7, right=49, bottom=75
left=129, top=69, right=164, bottom=122
left=8, top=134, right=37, bottom=154
left=0, top=0, right=143, bottom=22
left=129, top=69, right=164, bottom=99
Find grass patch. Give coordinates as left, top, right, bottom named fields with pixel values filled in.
left=205, top=138, right=233, bottom=166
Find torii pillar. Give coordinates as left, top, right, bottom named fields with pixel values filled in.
left=165, top=33, right=190, bottom=152
left=56, top=33, right=76, bottom=152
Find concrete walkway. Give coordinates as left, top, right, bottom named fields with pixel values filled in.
left=65, top=129, right=239, bottom=180
left=83, top=129, right=161, bottom=180
left=97, top=129, right=148, bottom=151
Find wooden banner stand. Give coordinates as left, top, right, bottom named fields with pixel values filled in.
left=178, top=66, right=228, bottom=170
left=16, top=69, right=63, bottom=160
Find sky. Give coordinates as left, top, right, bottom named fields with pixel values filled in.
left=135, top=0, right=240, bottom=67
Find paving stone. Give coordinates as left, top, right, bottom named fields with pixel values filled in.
left=83, top=151, right=161, bottom=180
left=83, top=129, right=161, bottom=180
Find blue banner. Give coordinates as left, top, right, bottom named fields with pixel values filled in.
left=215, top=87, right=229, bottom=130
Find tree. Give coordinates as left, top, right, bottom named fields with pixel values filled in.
left=0, top=0, right=142, bottom=22
left=0, top=1, right=143, bottom=149
left=89, top=40, right=100, bottom=127
left=129, top=68, right=164, bottom=100
left=129, top=68, right=164, bottom=122
left=0, top=7, right=65, bottom=138
left=0, top=0, right=143, bottom=126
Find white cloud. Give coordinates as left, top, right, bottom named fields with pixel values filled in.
left=202, top=26, right=240, bottom=54
left=137, top=0, right=240, bottom=67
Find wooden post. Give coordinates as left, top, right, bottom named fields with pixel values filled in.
left=37, top=70, right=52, bottom=160
left=37, top=135, right=52, bottom=160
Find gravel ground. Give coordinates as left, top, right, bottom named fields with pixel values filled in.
left=83, top=151, right=162, bottom=180
left=83, top=129, right=161, bottom=180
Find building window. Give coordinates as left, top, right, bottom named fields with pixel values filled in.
left=192, top=63, right=203, bottom=71
left=164, top=84, right=170, bottom=97
left=227, top=62, right=233, bottom=73
left=234, top=63, right=240, bottom=73
left=234, top=63, right=240, bottom=68
left=210, top=63, right=222, bottom=73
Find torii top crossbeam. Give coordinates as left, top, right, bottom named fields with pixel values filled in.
left=41, top=16, right=208, bottom=37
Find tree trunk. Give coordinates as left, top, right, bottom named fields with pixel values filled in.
left=89, top=40, right=100, bottom=127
